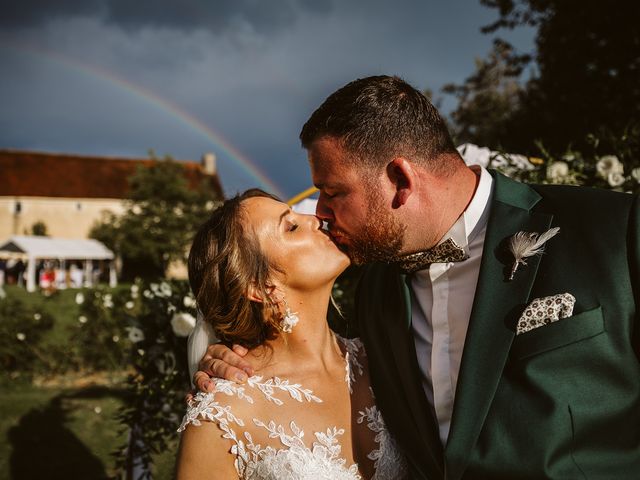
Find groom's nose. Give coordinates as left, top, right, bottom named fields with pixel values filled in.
left=315, top=195, right=334, bottom=222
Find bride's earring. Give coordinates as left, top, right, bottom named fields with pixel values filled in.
left=280, top=300, right=299, bottom=333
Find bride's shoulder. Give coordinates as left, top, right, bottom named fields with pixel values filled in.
left=178, top=378, right=254, bottom=432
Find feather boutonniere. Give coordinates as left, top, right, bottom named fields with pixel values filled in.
left=508, top=227, right=560, bottom=280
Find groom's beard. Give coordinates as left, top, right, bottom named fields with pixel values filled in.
left=346, top=190, right=405, bottom=266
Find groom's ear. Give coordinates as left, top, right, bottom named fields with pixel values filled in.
left=387, top=157, right=415, bottom=208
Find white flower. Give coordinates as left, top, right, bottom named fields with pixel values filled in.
left=78, top=315, right=88, bottom=324
left=596, top=155, right=624, bottom=178
left=127, top=326, right=145, bottom=343
left=130, top=284, right=139, bottom=293
left=112, top=335, right=120, bottom=343
left=160, top=282, right=172, bottom=297
left=183, top=295, right=197, bottom=308
left=547, top=161, right=570, bottom=181
left=132, top=205, right=142, bottom=215
left=75, top=293, right=84, bottom=305
left=103, top=294, right=114, bottom=309
left=632, top=168, right=640, bottom=183
left=125, top=301, right=134, bottom=310
left=94, top=406, right=102, bottom=414
left=167, top=304, right=177, bottom=314
left=171, top=312, right=196, bottom=337
left=137, top=349, right=145, bottom=356
left=143, top=289, right=153, bottom=299
left=151, top=282, right=172, bottom=298
left=33, top=313, right=41, bottom=321
left=562, top=153, right=576, bottom=162
left=608, top=172, right=626, bottom=187
left=16, top=332, right=26, bottom=341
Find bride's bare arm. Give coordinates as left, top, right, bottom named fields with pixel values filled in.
left=193, top=343, right=255, bottom=392
left=176, top=421, right=238, bottom=479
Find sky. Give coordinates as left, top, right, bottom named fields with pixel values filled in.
left=0, top=0, right=535, bottom=199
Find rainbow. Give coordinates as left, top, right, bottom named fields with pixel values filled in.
left=1, top=42, right=286, bottom=198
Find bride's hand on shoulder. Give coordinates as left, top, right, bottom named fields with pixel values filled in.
left=193, top=343, right=254, bottom=393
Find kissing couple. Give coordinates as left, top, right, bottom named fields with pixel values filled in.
left=176, top=76, right=640, bottom=479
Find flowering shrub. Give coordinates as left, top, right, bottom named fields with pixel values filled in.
left=0, top=297, right=55, bottom=378
left=492, top=127, right=640, bottom=193
left=110, top=280, right=196, bottom=479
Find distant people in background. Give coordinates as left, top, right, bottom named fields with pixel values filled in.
left=69, top=263, right=84, bottom=288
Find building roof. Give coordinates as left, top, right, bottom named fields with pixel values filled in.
left=0, top=235, right=114, bottom=260
left=0, top=149, right=224, bottom=199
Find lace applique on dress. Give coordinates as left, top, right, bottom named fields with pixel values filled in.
left=179, top=336, right=408, bottom=479
left=357, top=393, right=409, bottom=480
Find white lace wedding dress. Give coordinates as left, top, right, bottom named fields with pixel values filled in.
left=178, top=336, right=408, bottom=479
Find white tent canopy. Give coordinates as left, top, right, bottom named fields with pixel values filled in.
left=0, top=235, right=114, bottom=261
left=0, top=235, right=116, bottom=291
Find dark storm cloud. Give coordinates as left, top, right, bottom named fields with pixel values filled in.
left=0, top=0, right=332, bottom=35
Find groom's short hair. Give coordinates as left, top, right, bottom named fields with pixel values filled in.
left=300, top=75, right=458, bottom=173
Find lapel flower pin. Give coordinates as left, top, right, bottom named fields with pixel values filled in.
left=508, top=227, right=560, bottom=280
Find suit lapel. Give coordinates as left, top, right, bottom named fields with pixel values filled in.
left=386, top=270, right=445, bottom=476
left=444, top=172, right=554, bottom=479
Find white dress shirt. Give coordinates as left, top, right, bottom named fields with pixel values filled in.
left=410, top=166, right=494, bottom=445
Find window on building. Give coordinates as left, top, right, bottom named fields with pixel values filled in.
left=14, top=201, right=22, bottom=214
left=76, top=202, right=82, bottom=211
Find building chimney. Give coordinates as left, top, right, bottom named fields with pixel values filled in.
left=202, top=152, right=217, bottom=175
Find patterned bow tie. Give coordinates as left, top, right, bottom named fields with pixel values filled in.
left=396, top=237, right=468, bottom=274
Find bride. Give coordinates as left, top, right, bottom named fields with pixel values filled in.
left=176, top=189, right=407, bottom=479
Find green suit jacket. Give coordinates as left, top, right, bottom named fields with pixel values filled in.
left=356, top=170, right=640, bottom=479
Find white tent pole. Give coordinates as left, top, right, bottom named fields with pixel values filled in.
left=84, top=259, right=93, bottom=288
left=26, top=255, right=36, bottom=292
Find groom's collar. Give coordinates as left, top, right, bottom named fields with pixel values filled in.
left=433, top=165, right=494, bottom=254
left=487, top=168, right=542, bottom=211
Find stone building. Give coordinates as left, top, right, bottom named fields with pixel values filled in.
left=0, top=149, right=223, bottom=240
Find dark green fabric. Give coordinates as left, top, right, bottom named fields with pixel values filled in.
left=356, top=171, right=640, bottom=479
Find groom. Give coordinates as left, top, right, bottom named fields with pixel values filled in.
left=193, top=76, right=640, bottom=478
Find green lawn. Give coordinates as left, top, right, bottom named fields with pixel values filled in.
left=0, top=381, right=177, bottom=479
left=0, top=286, right=178, bottom=479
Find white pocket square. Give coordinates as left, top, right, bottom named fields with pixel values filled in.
left=516, top=293, right=576, bottom=335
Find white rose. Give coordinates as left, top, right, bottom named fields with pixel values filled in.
left=596, top=155, right=624, bottom=178
left=16, top=332, right=26, bottom=341
left=78, top=315, right=88, bottom=324
left=103, top=294, right=114, bottom=309
left=632, top=168, right=640, bottom=183
left=125, top=301, right=134, bottom=310
left=75, top=293, right=84, bottom=305
left=112, top=335, right=120, bottom=343
left=33, top=313, right=41, bottom=320
left=547, top=161, right=569, bottom=181
left=130, top=284, right=139, bottom=293
left=171, top=312, right=196, bottom=337
left=127, top=326, right=145, bottom=343
left=183, top=296, right=197, bottom=308
left=607, top=172, right=626, bottom=187
left=132, top=205, right=142, bottom=215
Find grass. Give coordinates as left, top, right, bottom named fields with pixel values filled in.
left=0, top=285, right=178, bottom=479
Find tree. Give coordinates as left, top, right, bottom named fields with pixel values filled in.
left=445, top=0, right=640, bottom=156
left=443, top=40, right=524, bottom=148
left=90, top=154, right=221, bottom=280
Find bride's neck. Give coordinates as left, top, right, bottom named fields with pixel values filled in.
left=250, top=284, right=342, bottom=373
